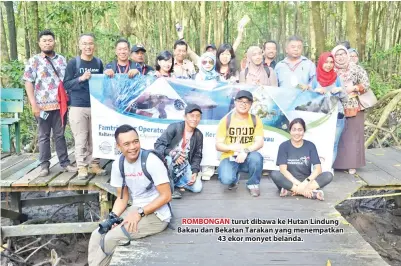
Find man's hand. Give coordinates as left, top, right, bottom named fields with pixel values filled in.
left=235, top=151, right=248, bottom=164
left=154, top=71, right=162, bottom=78
left=175, top=151, right=186, bottom=165
left=128, top=69, right=139, bottom=78
left=79, top=70, right=91, bottom=82
left=331, top=87, right=343, bottom=94
left=177, top=24, right=184, bottom=39
left=121, top=210, right=142, bottom=233
left=104, top=69, right=115, bottom=78
left=32, top=103, right=41, bottom=118
left=315, top=87, right=327, bottom=94
left=299, top=84, right=310, bottom=91
left=187, top=173, right=197, bottom=186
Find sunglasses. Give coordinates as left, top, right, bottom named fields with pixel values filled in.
left=202, top=59, right=214, bottom=65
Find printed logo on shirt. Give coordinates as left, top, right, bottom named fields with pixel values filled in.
left=228, top=127, right=255, bottom=144
left=125, top=172, right=144, bottom=178
left=288, top=156, right=310, bottom=166
left=79, top=67, right=100, bottom=74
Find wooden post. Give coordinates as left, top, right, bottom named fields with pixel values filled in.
left=9, top=192, right=22, bottom=225
left=77, top=190, right=85, bottom=222
left=99, top=190, right=110, bottom=220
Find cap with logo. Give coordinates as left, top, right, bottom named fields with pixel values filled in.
left=205, top=44, right=217, bottom=51
left=131, top=44, right=146, bottom=53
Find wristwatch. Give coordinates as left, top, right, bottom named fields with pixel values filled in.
left=137, top=207, right=145, bottom=217
left=306, top=178, right=311, bottom=182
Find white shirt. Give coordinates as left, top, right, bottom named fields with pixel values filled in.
left=110, top=151, right=172, bottom=222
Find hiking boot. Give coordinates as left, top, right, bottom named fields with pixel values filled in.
left=63, top=164, right=77, bottom=173
left=39, top=167, right=50, bottom=177
left=247, top=184, right=260, bottom=197
left=228, top=181, right=239, bottom=190
left=172, top=190, right=182, bottom=199
left=88, top=164, right=107, bottom=176
left=77, top=167, right=88, bottom=180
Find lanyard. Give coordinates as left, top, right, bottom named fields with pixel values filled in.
left=288, top=60, right=303, bottom=72
left=136, top=63, right=147, bottom=75
left=117, top=63, right=130, bottom=74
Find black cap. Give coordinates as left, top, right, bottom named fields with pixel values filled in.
left=131, top=44, right=146, bottom=53
left=185, top=104, right=202, bottom=114
left=205, top=44, right=217, bottom=51
left=235, top=90, right=253, bottom=102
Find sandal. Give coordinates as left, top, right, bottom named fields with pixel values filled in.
left=311, top=190, right=324, bottom=201
left=280, top=188, right=289, bottom=197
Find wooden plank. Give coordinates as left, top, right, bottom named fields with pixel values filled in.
left=0, top=154, right=31, bottom=171
left=1, top=152, right=12, bottom=159
left=1, top=222, right=99, bottom=238
left=20, top=193, right=99, bottom=208
left=89, top=161, right=112, bottom=185
left=1, top=156, right=38, bottom=180
left=69, top=159, right=110, bottom=186
left=0, top=208, right=27, bottom=221
left=1, top=101, right=23, bottom=113
left=10, top=153, right=66, bottom=187
left=28, top=152, right=76, bottom=186
left=47, top=154, right=78, bottom=187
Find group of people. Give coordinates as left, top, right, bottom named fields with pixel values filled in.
left=24, top=28, right=373, bottom=266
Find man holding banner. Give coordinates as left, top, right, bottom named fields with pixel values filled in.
left=216, top=90, right=264, bottom=197
left=155, top=104, right=204, bottom=198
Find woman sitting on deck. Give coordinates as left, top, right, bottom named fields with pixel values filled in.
left=270, top=118, right=333, bottom=201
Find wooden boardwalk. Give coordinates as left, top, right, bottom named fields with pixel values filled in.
left=109, top=147, right=401, bottom=266
left=2, top=147, right=399, bottom=265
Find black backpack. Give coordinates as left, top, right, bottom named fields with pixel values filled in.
left=118, top=149, right=175, bottom=199
left=74, top=56, right=102, bottom=77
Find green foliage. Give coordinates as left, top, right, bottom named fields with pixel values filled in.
left=0, top=60, right=25, bottom=87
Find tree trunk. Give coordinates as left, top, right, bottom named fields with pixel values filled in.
left=371, top=2, right=377, bottom=52
left=4, top=1, right=17, bottom=60
left=200, top=0, right=206, bottom=52
left=86, top=4, right=93, bottom=32
left=23, top=2, right=30, bottom=59
left=309, top=2, right=316, bottom=61
left=207, top=9, right=212, bottom=45
left=311, top=2, right=325, bottom=58
left=338, top=2, right=344, bottom=41
left=359, top=2, right=371, bottom=61
left=32, top=1, right=40, bottom=53
left=213, top=2, right=218, bottom=45
left=268, top=2, right=272, bottom=39
left=345, top=1, right=357, bottom=48
left=294, top=2, right=300, bottom=36
left=279, top=2, right=286, bottom=52
left=0, top=7, right=10, bottom=63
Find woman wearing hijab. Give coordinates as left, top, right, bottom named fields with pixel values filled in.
left=239, top=46, right=278, bottom=86
left=311, top=52, right=348, bottom=164
left=331, top=45, right=370, bottom=175
left=195, top=52, right=220, bottom=81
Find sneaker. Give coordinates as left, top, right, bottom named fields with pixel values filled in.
left=88, top=164, right=107, bottom=176
left=39, top=167, right=50, bottom=177
left=77, top=167, right=88, bottom=180
left=311, top=190, right=324, bottom=201
left=247, top=184, right=260, bottom=197
left=279, top=188, right=289, bottom=197
left=172, top=190, right=182, bottom=199
left=63, top=164, right=77, bottom=173
left=228, top=181, right=239, bottom=190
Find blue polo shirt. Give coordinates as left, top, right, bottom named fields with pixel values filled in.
left=275, top=56, right=316, bottom=89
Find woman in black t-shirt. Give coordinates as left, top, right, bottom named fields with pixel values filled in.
left=271, top=118, right=333, bottom=201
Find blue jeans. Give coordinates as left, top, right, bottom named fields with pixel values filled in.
left=165, top=156, right=203, bottom=193
left=218, top=152, right=263, bottom=186
left=333, top=117, right=345, bottom=165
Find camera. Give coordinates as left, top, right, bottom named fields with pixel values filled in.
left=98, top=212, right=123, bottom=234
left=171, top=150, right=189, bottom=180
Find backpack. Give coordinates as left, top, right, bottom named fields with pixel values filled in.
left=74, top=56, right=102, bottom=77
left=118, top=149, right=175, bottom=221
left=245, top=65, right=271, bottom=78
left=226, top=112, right=257, bottom=132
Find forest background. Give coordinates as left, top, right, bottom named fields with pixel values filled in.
left=1, top=1, right=400, bottom=151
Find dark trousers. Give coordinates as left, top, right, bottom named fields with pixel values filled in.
left=270, top=170, right=333, bottom=191
left=37, top=110, right=70, bottom=168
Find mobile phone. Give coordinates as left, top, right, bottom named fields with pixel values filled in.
left=175, top=23, right=182, bottom=32
left=40, top=110, right=49, bottom=120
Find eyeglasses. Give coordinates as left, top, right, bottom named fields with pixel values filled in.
left=335, top=52, right=347, bottom=57
left=202, top=59, right=214, bottom=65
left=236, top=100, right=251, bottom=106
